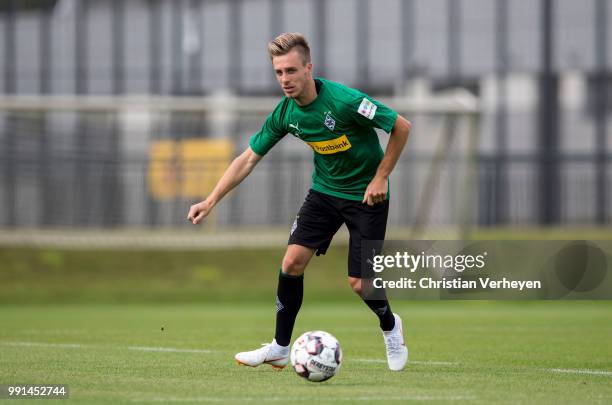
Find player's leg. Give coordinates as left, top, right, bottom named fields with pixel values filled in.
left=347, top=276, right=393, bottom=330
left=235, top=190, right=342, bottom=370
left=235, top=244, right=315, bottom=369
left=342, top=200, right=408, bottom=371
left=343, top=200, right=395, bottom=331
left=275, top=244, right=316, bottom=347
left=348, top=275, right=395, bottom=332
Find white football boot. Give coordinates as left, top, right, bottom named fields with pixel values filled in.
left=383, top=313, right=408, bottom=371
left=234, top=339, right=289, bottom=370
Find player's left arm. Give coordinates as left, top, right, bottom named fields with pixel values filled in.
left=362, top=115, right=412, bottom=206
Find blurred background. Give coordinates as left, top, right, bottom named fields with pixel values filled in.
left=0, top=0, right=611, bottom=250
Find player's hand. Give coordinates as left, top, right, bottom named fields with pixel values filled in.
left=362, top=176, right=388, bottom=206
left=187, top=199, right=214, bottom=225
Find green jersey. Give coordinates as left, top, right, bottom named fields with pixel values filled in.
left=249, top=78, right=398, bottom=201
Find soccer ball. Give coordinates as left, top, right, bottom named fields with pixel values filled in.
left=290, top=331, right=342, bottom=382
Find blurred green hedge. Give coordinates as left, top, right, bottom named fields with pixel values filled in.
left=0, top=247, right=354, bottom=304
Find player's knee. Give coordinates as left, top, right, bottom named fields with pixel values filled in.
left=282, top=255, right=307, bottom=275
left=349, top=278, right=362, bottom=295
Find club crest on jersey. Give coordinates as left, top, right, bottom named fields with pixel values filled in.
left=324, top=112, right=336, bottom=131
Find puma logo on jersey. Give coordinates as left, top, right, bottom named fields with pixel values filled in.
left=288, top=122, right=302, bottom=136
left=306, top=135, right=352, bottom=154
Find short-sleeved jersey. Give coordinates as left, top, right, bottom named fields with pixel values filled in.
left=249, top=77, right=398, bottom=201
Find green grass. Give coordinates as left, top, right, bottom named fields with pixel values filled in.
left=1, top=236, right=612, bottom=403
left=1, top=302, right=611, bottom=404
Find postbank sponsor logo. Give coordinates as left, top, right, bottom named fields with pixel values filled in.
left=306, top=134, right=352, bottom=154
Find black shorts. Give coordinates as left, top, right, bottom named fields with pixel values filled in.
left=288, top=189, right=389, bottom=278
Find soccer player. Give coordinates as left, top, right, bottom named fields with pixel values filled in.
left=187, top=33, right=411, bottom=371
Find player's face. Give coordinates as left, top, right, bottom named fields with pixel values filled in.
left=272, top=50, right=312, bottom=99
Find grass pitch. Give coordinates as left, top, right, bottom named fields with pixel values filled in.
left=1, top=302, right=611, bottom=404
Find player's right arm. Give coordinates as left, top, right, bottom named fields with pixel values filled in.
left=187, top=146, right=262, bottom=225
left=188, top=98, right=288, bottom=224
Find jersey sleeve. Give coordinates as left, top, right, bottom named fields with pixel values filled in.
left=348, top=92, right=398, bottom=134
left=248, top=100, right=288, bottom=156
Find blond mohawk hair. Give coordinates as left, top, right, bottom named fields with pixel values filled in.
left=267, top=32, right=311, bottom=65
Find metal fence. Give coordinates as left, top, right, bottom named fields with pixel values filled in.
left=1, top=92, right=610, bottom=233
left=0, top=94, right=481, bottom=232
